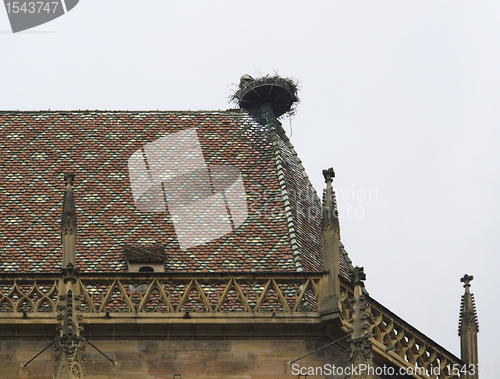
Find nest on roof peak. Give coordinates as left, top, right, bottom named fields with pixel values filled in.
left=230, top=74, right=300, bottom=118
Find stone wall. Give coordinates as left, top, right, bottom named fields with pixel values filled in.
left=0, top=338, right=349, bottom=379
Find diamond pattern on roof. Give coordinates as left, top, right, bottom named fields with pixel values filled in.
left=0, top=110, right=352, bottom=278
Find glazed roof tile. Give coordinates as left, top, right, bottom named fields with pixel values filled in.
left=0, top=110, right=353, bottom=277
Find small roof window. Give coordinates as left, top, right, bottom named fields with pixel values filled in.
left=124, top=243, right=166, bottom=273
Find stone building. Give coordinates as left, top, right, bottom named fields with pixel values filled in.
left=0, top=76, right=478, bottom=378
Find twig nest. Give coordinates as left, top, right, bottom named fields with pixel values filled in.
left=231, top=74, right=299, bottom=118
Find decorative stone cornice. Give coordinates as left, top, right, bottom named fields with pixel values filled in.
left=0, top=273, right=466, bottom=379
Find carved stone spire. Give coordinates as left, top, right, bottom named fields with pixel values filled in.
left=320, top=168, right=341, bottom=320
left=321, top=168, right=340, bottom=239
left=62, top=172, right=76, bottom=233
left=55, top=172, right=85, bottom=379
left=459, top=274, right=479, bottom=379
left=346, top=267, right=374, bottom=379
left=61, top=172, right=77, bottom=268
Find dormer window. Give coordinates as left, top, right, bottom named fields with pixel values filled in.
left=123, top=243, right=166, bottom=273
left=124, top=244, right=166, bottom=293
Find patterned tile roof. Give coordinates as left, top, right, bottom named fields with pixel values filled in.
left=0, top=110, right=352, bottom=277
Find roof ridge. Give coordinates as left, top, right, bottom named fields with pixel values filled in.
left=266, top=114, right=303, bottom=272
left=271, top=118, right=326, bottom=272
left=274, top=122, right=321, bottom=204
left=272, top=124, right=357, bottom=278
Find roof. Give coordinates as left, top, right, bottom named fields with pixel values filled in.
left=0, top=110, right=352, bottom=276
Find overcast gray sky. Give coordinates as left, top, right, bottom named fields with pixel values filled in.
left=1, top=1, right=499, bottom=376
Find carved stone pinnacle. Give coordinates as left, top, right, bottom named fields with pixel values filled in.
left=352, top=266, right=366, bottom=286
left=64, top=172, right=75, bottom=187
left=322, top=167, right=335, bottom=183
left=461, top=274, right=473, bottom=288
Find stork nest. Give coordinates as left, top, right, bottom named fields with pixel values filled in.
left=230, top=74, right=300, bottom=118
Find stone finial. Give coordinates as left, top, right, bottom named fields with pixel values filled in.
left=461, top=274, right=473, bottom=288
left=64, top=172, right=74, bottom=187
left=323, top=167, right=335, bottom=183
left=352, top=266, right=366, bottom=287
